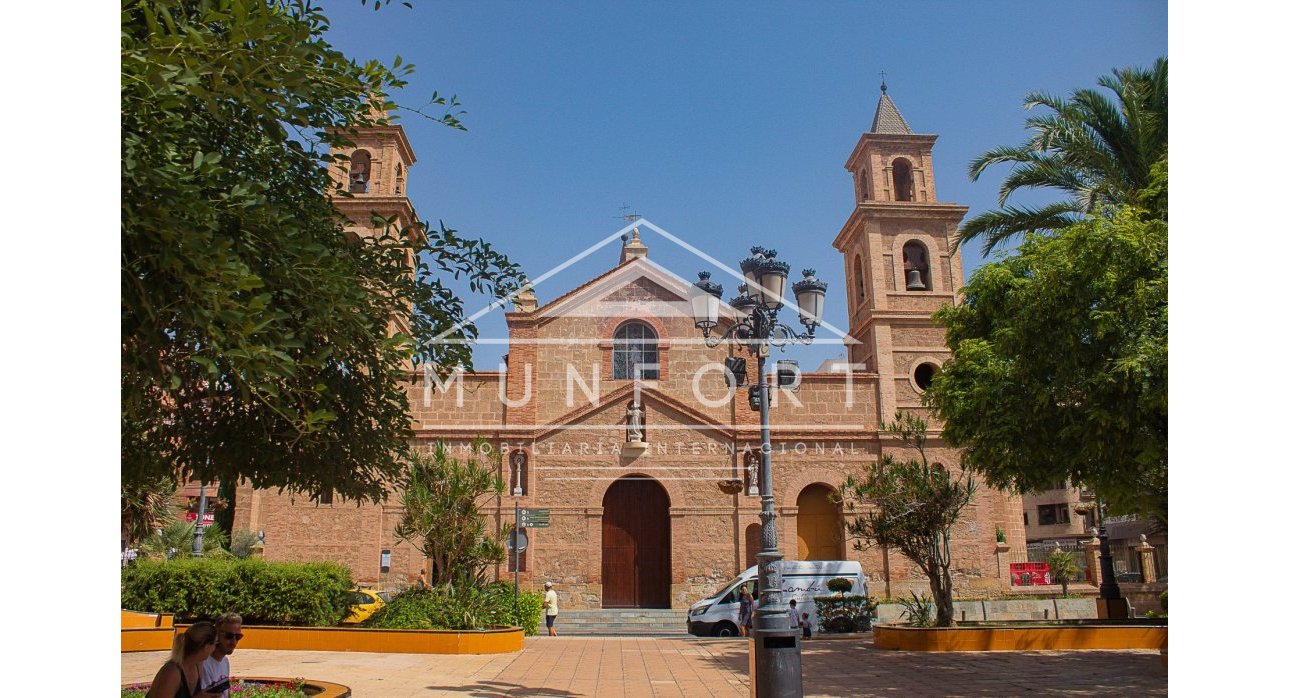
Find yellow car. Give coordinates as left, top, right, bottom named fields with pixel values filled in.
left=341, top=588, right=387, bottom=624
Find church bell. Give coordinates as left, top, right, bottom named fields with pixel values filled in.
left=905, top=269, right=927, bottom=290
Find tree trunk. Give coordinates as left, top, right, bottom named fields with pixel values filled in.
left=929, top=563, right=955, bottom=627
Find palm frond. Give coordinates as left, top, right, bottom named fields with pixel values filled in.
left=955, top=201, right=1083, bottom=255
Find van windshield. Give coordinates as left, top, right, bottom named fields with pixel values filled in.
left=705, top=578, right=757, bottom=603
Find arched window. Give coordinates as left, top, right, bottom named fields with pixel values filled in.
left=892, top=158, right=914, bottom=202
left=852, top=255, right=866, bottom=305
left=349, top=150, right=371, bottom=193
left=902, top=241, right=931, bottom=291
left=613, top=322, right=659, bottom=380
left=394, top=163, right=404, bottom=195
left=859, top=170, right=870, bottom=202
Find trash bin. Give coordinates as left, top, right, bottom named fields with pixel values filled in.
left=749, top=627, right=803, bottom=697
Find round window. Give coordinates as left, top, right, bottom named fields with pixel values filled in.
left=913, top=362, right=938, bottom=391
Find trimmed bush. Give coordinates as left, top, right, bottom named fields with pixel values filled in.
left=813, top=594, right=876, bottom=633
left=121, top=557, right=352, bottom=626
left=365, top=582, right=541, bottom=633
left=826, top=577, right=854, bottom=594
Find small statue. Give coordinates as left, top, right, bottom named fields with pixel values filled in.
left=745, top=451, right=760, bottom=496
left=1139, top=533, right=1149, bottom=546
left=626, top=401, right=644, bottom=443
left=510, top=450, right=527, bottom=495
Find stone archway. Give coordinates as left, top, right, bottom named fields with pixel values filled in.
left=796, top=484, right=842, bottom=560
left=601, top=476, right=671, bottom=608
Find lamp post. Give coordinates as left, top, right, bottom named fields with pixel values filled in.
left=690, top=247, right=826, bottom=698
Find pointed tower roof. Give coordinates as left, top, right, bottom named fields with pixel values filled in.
left=869, top=83, right=912, bottom=135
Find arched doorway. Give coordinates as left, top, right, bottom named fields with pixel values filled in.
left=744, top=523, right=762, bottom=570
left=796, top=484, right=842, bottom=560
left=602, top=476, right=671, bottom=608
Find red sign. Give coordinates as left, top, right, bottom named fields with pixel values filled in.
left=185, top=511, right=216, bottom=526
left=1009, top=562, right=1052, bottom=586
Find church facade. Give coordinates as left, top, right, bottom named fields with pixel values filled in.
left=232, top=89, right=1026, bottom=609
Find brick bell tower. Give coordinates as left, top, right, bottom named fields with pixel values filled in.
left=326, top=99, right=422, bottom=334
left=832, top=83, right=969, bottom=424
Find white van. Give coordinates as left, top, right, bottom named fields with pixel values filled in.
left=686, top=560, right=866, bottom=637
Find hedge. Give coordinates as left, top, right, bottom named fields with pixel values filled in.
left=366, top=582, right=542, bottom=634
left=121, top=558, right=352, bottom=626
left=813, top=594, right=877, bottom=633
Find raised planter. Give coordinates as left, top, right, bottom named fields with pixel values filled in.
left=874, top=620, right=1166, bottom=652
left=123, top=677, right=351, bottom=698
left=173, top=623, right=524, bottom=654
left=122, top=610, right=177, bottom=652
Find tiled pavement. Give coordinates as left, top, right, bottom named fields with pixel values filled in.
left=120, top=635, right=1167, bottom=697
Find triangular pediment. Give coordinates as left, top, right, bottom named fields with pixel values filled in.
left=535, top=383, right=734, bottom=442
left=531, top=256, right=734, bottom=322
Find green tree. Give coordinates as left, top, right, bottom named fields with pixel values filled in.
left=927, top=207, right=1167, bottom=521
left=958, top=57, right=1167, bottom=254
left=1046, top=547, right=1080, bottom=596
left=122, top=1, right=523, bottom=505
left=393, top=441, right=506, bottom=587
left=839, top=413, right=976, bottom=627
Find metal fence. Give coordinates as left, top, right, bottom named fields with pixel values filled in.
left=1024, top=540, right=1167, bottom=584
left=1025, top=541, right=1089, bottom=583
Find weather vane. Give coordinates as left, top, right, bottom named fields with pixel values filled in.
left=880, top=70, right=888, bottom=93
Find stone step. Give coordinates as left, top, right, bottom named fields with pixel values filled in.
left=554, top=609, right=690, bottom=636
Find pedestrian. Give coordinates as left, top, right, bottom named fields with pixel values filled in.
left=542, top=581, right=559, bottom=636
left=801, top=613, right=813, bottom=640
left=416, top=569, right=427, bottom=589
left=788, top=599, right=802, bottom=631
left=200, top=613, right=242, bottom=698
left=145, top=621, right=221, bottom=698
left=738, top=587, right=754, bottom=637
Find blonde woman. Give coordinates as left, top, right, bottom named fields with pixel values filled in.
left=146, top=621, right=222, bottom=698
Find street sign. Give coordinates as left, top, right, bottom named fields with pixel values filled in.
left=506, top=529, right=529, bottom=553
left=520, top=508, right=551, bottom=528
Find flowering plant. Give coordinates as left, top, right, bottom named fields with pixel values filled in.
left=122, top=679, right=307, bottom=697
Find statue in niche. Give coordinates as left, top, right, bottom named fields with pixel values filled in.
left=745, top=451, right=760, bottom=496
left=626, top=401, right=644, bottom=443
left=509, top=449, right=527, bottom=495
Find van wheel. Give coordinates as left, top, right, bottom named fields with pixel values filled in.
left=713, top=622, right=739, bottom=638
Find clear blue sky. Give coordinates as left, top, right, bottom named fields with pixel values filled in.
left=320, top=0, right=1167, bottom=370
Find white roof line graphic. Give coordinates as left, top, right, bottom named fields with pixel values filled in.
left=433, top=218, right=853, bottom=345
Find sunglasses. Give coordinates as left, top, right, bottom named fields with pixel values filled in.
left=223, top=632, right=244, bottom=641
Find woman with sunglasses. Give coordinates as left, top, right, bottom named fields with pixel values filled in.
left=145, top=621, right=222, bottom=698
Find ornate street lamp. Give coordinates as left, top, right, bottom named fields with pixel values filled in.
left=690, top=248, right=826, bottom=698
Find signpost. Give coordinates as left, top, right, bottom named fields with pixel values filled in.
left=520, top=508, right=551, bottom=528
left=510, top=506, right=550, bottom=620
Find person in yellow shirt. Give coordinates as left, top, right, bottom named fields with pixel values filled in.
left=542, top=582, right=559, bottom=636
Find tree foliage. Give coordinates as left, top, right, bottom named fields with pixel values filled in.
left=958, top=57, right=1167, bottom=253
left=840, top=413, right=976, bottom=627
left=121, top=473, right=181, bottom=546
left=122, top=1, right=523, bottom=505
left=927, top=207, right=1167, bottom=521
left=393, top=441, right=506, bottom=587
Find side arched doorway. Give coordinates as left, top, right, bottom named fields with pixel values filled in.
left=796, top=484, right=842, bottom=560
left=602, top=476, right=671, bottom=608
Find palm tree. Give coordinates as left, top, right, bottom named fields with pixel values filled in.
left=957, top=57, right=1167, bottom=254
left=121, top=474, right=181, bottom=547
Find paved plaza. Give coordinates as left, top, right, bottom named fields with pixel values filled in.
left=120, top=635, right=1166, bottom=697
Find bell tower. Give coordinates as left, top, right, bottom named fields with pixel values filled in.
left=326, top=101, right=420, bottom=244
left=326, top=100, right=422, bottom=335
left=833, top=84, right=969, bottom=423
